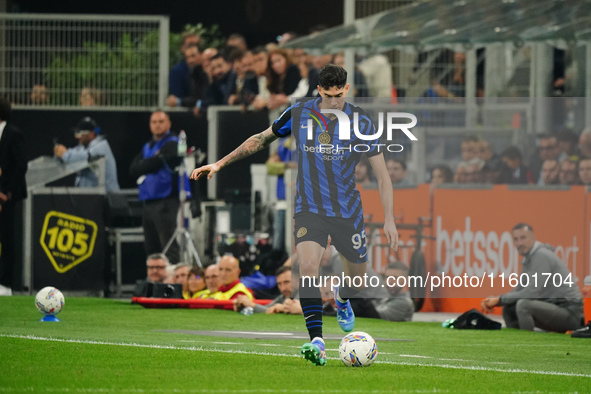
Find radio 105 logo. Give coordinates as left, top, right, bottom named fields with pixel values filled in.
left=301, top=109, right=418, bottom=155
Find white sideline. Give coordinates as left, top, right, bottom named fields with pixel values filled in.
left=1, top=334, right=590, bottom=379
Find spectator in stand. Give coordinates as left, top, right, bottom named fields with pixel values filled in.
left=200, top=53, right=234, bottom=111
left=579, top=129, right=591, bottom=157
left=464, top=160, right=484, bottom=183
left=169, top=32, right=200, bottom=100
left=293, top=47, right=319, bottom=97
left=355, top=156, right=373, bottom=186
left=197, top=264, right=222, bottom=299
left=146, top=253, right=171, bottom=283
left=266, top=49, right=302, bottom=111
left=172, top=263, right=191, bottom=293
left=228, top=49, right=259, bottom=107
left=430, top=165, right=453, bottom=184
left=332, top=52, right=371, bottom=98
left=538, top=159, right=560, bottom=186
left=478, top=141, right=503, bottom=184
left=461, top=136, right=479, bottom=163
left=167, top=44, right=209, bottom=116
left=233, top=266, right=297, bottom=314
left=559, top=158, right=579, bottom=185
left=132, top=253, right=171, bottom=297
left=183, top=266, right=206, bottom=299
left=79, top=87, right=103, bottom=106
left=227, top=33, right=248, bottom=51
left=30, top=84, right=48, bottom=105
left=530, top=134, right=562, bottom=181
left=217, top=255, right=254, bottom=301
left=556, top=129, right=579, bottom=159
left=499, top=146, right=535, bottom=184
left=579, top=157, right=591, bottom=186
left=251, top=47, right=271, bottom=110
left=386, top=158, right=409, bottom=186
left=201, top=48, right=219, bottom=81
left=477, top=140, right=501, bottom=169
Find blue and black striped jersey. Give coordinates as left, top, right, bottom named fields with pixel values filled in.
left=271, top=98, right=381, bottom=219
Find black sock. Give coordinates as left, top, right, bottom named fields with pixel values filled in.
left=299, top=278, right=323, bottom=341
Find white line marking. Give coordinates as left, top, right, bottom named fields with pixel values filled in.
left=0, top=388, right=422, bottom=393
left=2, top=334, right=590, bottom=378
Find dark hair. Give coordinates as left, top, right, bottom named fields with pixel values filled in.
left=252, top=46, right=267, bottom=55
left=180, top=32, right=200, bottom=46
left=0, top=97, right=12, bottom=121
left=556, top=129, right=579, bottom=145
left=538, top=133, right=557, bottom=142
left=386, top=261, right=409, bottom=274
left=266, top=49, right=294, bottom=94
left=227, top=46, right=245, bottom=62
left=502, top=146, right=522, bottom=161
left=430, top=165, right=453, bottom=183
left=512, top=223, right=534, bottom=233
left=188, top=266, right=205, bottom=278
left=387, top=157, right=407, bottom=171
left=318, top=64, right=347, bottom=90
left=210, top=53, right=229, bottom=63
left=275, top=265, right=291, bottom=277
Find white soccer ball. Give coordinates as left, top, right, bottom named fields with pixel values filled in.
left=35, top=287, right=65, bottom=316
left=339, top=331, right=378, bottom=367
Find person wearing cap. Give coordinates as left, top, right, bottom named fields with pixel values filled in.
left=53, top=117, right=120, bottom=192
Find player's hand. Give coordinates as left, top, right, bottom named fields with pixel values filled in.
left=481, top=297, right=499, bottom=313
left=384, top=217, right=399, bottom=251
left=190, top=162, right=222, bottom=180
left=266, top=303, right=284, bottom=314
left=283, top=299, right=302, bottom=315
left=54, top=144, right=67, bottom=159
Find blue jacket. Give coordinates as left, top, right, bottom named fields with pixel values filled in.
left=139, top=133, right=178, bottom=201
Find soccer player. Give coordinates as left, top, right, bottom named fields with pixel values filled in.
left=190, top=64, right=398, bottom=366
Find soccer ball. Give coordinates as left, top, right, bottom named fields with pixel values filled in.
left=339, top=331, right=378, bottom=367
left=35, top=287, right=65, bottom=316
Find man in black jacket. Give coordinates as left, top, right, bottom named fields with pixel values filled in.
left=0, top=97, right=27, bottom=295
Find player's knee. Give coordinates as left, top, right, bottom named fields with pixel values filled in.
left=516, top=299, right=533, bottom=315
left=298, top=259, right=318, bottom=278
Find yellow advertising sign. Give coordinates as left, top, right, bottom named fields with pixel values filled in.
left=39, top=211, right=98, bottom=274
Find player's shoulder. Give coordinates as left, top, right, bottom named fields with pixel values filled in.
left=346, top=101, right=372, bottom=119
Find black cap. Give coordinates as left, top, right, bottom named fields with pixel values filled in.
left=75, top=117, right=98, bottom=133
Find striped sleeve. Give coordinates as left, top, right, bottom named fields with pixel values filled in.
left=271, top=106, right=293, bottom=138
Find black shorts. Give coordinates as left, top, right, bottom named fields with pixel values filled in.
left=294, top=212, right=368, bottom=264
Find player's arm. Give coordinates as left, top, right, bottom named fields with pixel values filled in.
left=191, top=126, right=278, bottom=180
left=368, top=153, right=399, bottom=251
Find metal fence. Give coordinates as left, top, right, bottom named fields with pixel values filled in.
left=0, top=13, right=169, bottom=109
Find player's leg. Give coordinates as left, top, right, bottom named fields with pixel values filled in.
left=297, top=240, right=327, bottom=366
left=516, top=299, right=582, bottom=332
left=330, top=217, right=369, bottom=332
left=501, top=303, right=520, bottom=329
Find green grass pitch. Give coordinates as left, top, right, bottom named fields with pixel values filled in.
left=0, top=296, right=590, bottom=393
